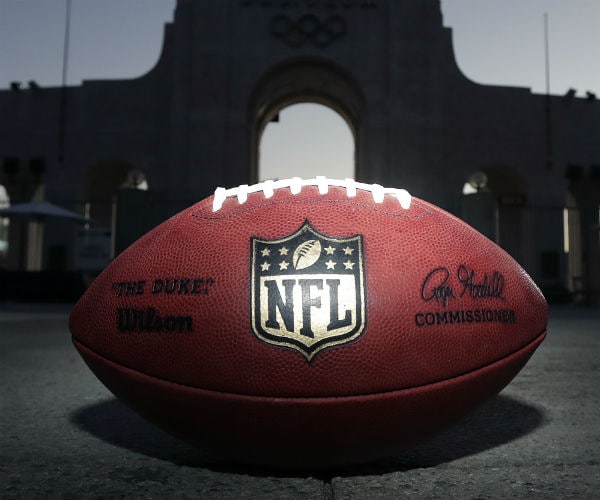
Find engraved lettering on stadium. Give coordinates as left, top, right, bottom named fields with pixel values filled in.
left=240, top=0, right=377, bottom=8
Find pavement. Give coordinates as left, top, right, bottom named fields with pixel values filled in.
left=1, top=303, right=599, bottom=499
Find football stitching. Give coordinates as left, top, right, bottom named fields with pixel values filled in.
left=192, top=198, right=433, bottom=222
left=211, top=177, right=412, bottom=212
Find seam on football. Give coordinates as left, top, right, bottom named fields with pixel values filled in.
left=72, top=328, right=546, bottom=401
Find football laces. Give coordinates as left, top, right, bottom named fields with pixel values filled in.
left=212, top=177, right=412, bottom=212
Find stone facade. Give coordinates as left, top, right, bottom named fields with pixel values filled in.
left=0, top=0, right=598, bottom=301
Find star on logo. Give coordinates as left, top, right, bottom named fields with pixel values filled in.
left=260, top=262, right=270, bottom=271
left=279, top=261, right=290, bottom=270
left=343, top=260, right=355, bottom=270
left=261, top=248, right=271, bottom=257
left=324, top=245, right=336, bottom=255
left=325, top=259, right=336, bottom=270
left=279, top=247, right=289, bottom=256
left=343, top=246, right=354, bottom=255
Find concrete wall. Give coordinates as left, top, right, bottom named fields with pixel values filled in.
left=0, top=0, right=598, bottom=301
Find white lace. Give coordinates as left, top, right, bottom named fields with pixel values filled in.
left=211, top=177, right=412, bottom=212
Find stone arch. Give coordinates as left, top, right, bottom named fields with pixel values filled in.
left=248, top=57, right=365, bottom=182
left=564, top=166, right=600, bottom=303
left=82, top=160, right=148, bottom=227
left=563, top=190, right=583, bottom=297
left=461, top=165, right=529, bottom=265
left=462, top=166, right=527, bottom=198
left=0, top=183, right=9, bottom=255
left=259, top=103, right=355, bottom=181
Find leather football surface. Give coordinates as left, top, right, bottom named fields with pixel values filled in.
left=70, top=177, right=547, bottom=467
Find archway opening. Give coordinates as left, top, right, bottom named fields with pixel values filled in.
left=0, top=184, right=9, bottom=255
left=249, top=59, right=365, bottom=183
left=83, top=161, right=148, bottom=227
left=461, top=165, right=528, bottom=265
left=565, top=169, right=600, bottom=304
left=259, top=103, right=355, bottom=181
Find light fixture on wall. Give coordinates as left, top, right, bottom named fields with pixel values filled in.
left=467, top=171, right=488, bottom=192
left=122, top=169, right=148, bottom=191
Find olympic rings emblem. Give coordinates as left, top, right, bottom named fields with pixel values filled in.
left=269, top=14, right=347, bottom=48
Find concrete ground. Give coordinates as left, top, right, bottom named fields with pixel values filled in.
left=1, top=304, right=599, bottom=499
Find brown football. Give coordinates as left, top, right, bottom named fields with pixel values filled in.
left=70, top=177, right=547, bottom=467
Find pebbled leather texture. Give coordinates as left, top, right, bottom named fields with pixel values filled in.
left=70, top=181, right=548, bottom=466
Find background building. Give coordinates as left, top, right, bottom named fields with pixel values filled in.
left=0, top=0, right=598, bottom=303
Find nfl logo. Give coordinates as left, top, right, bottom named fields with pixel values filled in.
left=250, top=221, right=366, bottom=361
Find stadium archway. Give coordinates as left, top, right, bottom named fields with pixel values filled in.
left=258, top=102, right=355, bottom=181
left=0, top=184, right=9, bottom=255
left=249, top=59, right=364, bottom=182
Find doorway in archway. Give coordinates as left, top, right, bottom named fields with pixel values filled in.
left=249, top=59, right=364, bottom=183
left=258, top=102, right=354, bottom=182
left=461, top=165, right=528, bottom=266
left=0, top=184, right=9, bottom=255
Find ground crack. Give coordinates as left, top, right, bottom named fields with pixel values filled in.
left=322, top=477, right=335, bottom=500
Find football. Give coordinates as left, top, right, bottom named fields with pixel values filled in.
left=69, top=177, right=548, bottom=467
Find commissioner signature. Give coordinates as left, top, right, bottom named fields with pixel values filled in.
left=421, top=265, right=505, bottom=307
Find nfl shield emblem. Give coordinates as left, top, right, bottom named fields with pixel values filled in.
left=251, top=221, right=366, bottom=361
